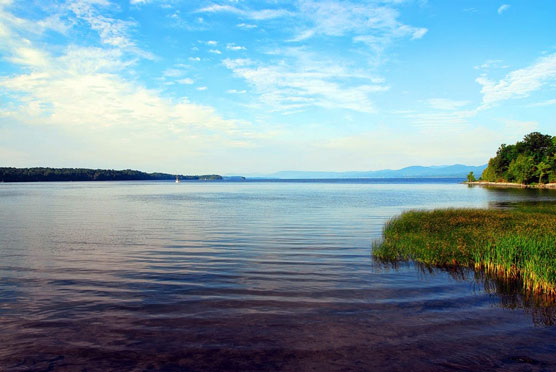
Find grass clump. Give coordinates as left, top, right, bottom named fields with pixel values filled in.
left=372, top=203, right=556, bottom=295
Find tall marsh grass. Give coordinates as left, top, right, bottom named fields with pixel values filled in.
left=372, top=203, right=556, bottom=295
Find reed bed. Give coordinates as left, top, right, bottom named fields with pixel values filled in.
left=372, top=203, right=556, bottom=295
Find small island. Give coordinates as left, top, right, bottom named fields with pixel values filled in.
left=373, top=132, right=556, bottom=296
left=0, top=167, right=223, bottom=182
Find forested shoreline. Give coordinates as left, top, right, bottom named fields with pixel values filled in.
left=478, top=132, right=556, bottom=184
left=0, top=167, right=222, bottom=182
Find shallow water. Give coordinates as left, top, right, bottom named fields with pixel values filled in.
left=1, top=180, right=556, bottom=371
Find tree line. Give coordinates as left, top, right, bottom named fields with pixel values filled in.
left=476, top=132, right=556, bottom=184
left=0, top=167, right=223, bottom=182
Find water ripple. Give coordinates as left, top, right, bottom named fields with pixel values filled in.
left=1, top=181, right=556, bottom=370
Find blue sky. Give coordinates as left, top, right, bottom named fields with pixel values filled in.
left=0, top=0, right=555, bottom=174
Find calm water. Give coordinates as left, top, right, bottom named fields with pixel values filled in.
left=1, top=180, right=556, bottom=371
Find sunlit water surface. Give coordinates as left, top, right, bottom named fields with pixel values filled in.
left=1, top=180, right=556, bottom=371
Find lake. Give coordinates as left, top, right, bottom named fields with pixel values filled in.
left=1, top=179, right=556, bottom=371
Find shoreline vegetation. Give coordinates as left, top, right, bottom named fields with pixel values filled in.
left=372, top=203, right=556, bottom=296
left=464, top=181, right=556, bottom=189
left=0, top=167, right=223, bottom=182
left=375, top=132, right=556, bottom=297
left=467, top=132, right=556, bottom=186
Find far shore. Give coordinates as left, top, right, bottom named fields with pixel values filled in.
left=464, top=181, right=556, bottom=189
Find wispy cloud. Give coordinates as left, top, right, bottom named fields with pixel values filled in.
left=200, top=1, right=424, bottom=113
left=197, top=4, right=291, bottom=21
left=68, top=0, right=153, bottom=59
left=296, top=1, right=427, bottom=40
left=292, top=0, right=427, bottom=57
left=198, top=0, right=427, bottom=54
left=226, top=43, right=246, bottom=51
left=527, top=98, right=556, bottom=107
left=0, top=46, right=234, bottom=131
left=223, top=49, right=387, bottom=113
left=237, top=23, right=257, bottom=29
left=0, top=2, right=254, bottom=171
left=497, top=4, right=510, bottom=14
left=402, top=109, right=477, bottom=130
left=0, top=1, right=72, bottom=42
left=427, top=98, right=470, bottom=111
left=476, top=53, right=556, bottom=107
left=473, top=59, right=508, bottom=70
left=177, top=78, right=194, bottom=85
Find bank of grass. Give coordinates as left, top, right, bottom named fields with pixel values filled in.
left=372, top=203, right=556, bottom=295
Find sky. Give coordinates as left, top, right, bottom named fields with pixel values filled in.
left=0, top=0, right=555, bottom=174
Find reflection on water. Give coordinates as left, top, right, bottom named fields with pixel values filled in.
left=479, top=272, right=556, bottom=326
left=1, top=180, right=556, bottom=371
left=376, top=262, right=556, bottom=326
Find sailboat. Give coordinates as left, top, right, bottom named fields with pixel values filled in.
left=175, top=175, right=180, bottom=183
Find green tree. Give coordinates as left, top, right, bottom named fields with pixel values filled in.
left=507, top=155, right=536, bottom=184
left=536, top=161, right=551, bottom=184
left=516, top=132, right=555, bottom=163
left=491, top=143, right=516, bottom=177
left=467, top=171, right=476, bottom=182
left=481, top=159, right=498, bottom=182
left=481, top=132, right=556, bottom=184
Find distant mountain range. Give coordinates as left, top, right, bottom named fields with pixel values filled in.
left=244, top=164, right=487, bottom=179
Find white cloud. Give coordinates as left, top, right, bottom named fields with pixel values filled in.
left=196, top=86, right=207, bottom=91
left=403, top=109, right=477, bottom=130
left=0, top=49, right=233, bottom=132
left=163, top=68, right=185, bottom=77
left=209, top=49, right=221, bottom=54
left=0, top=1, right=72, bottom=41
left=473, top=59, right=507, bottom=70
left=196, top=1, right=424, bottom=115
left=427, top=98, right=470, bottom=111
left=222, top=58, right=252, bottom=69
left=227, top=89, right=246, bottom=94
left=295, top=0, right=427, bottom=48
left=223, top=50, right=387, bottom=113
left=0, top=6, right=254, bottom=172
left=37, top=14, right=73, bottom=34
left=189, top=56, right=201, bottom=61
left=476, top=53, right=556, bottom=107
left=68, top=0, right=153, bottom=59
left=411, top=28, right=428, bottom=40
left=226, top=43, right=246, bottom=51
left=68, top=1, right=128, bottom=47
left=177, top=78, right=194, bottom=85
left=7, top=46, right=50, bottom=68
left=528, top=98, right=556, bottom=107
left=237, top=23, right=257, bottom=29
left=497, top=4, right=510, bottom=14
left=206, top=40, right=217, bottom=46
left=197, top=4, right=291, bottom=20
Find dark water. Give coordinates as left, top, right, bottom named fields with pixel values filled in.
left=1, top=180, right=556, bottom=371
